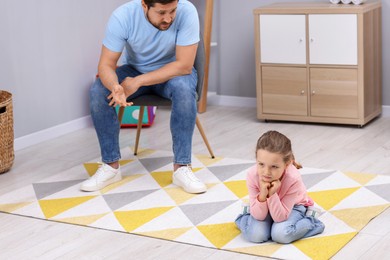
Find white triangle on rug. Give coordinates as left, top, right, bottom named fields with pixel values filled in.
left=308, top=171, right=361, bottom=192
left=152, top=164, right=174, bottom=173
left=182, top=183, right=239, bottom=205
left=366, top=174, right=390, bottom=186
left=318, top=212, right=356, bottom=235
left=52, top=196, right=112, bottom=219
left=222, top=230, right=258, bottom=249
left=299, top=167, right=336, bottom=176
left=312, top=202, right=325, bottom=212
left=190, top=155, right=208, bottom=168
left=13, top=201, right=46, bottom=219
left=120, top=160, right=149, bottom=176
left=209, top=157, right=254, bottom=167
left=175, top=226, right=215, bottom=248
left=89, top=212, right=126, bottom=232
left=223, top=168, right=248, bottom=182
left=120, top=146, right=137, bottom=159
left=193, top=168, right=220, bottom=184
left=331, top=186, right=389, bottom=210
left=198, top=199, right=241, bottom=225
left=133, top=207, right=194, bottom=233
left=117, top=189, right=176, bottom=211
left=104, top=173, right=160, bottom=194
left=272, top=243, right=312, bottom=260
left=0, top=185, right=36, bottom=203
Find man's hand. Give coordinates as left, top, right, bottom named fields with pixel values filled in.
left=121, top=76, right=140, bottom=98
left=107, top=84, right=133, bottom=107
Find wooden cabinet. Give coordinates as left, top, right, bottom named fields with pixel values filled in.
left=253, top=1, right=382, bottom=126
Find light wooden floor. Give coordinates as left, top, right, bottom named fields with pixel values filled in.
left=1, top=105, right=389, bottom=259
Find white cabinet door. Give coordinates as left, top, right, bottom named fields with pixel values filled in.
left=309, top=14, right=357, bottom=65
left=260, top=15, right=306, bottom=64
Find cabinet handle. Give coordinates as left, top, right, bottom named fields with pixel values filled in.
left=300, top=90, right=305, bottom=95
left=310, top=38, right=314, bottom=43
left=299, top=38, right=303, bottom=43
left=312, top=90, right=316, bottom=95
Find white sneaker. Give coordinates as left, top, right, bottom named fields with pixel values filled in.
left=80, top=163, right=122, bottom=191
left=306, top=206, right=323, bottom=219
left=241, top=201, right=250, bottom=214
left=172, top=166, right=207, bottom=194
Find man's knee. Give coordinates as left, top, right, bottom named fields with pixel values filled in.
left=90, top=79, right=109, bottom=110
left=168, top=76, right=197, bottom=98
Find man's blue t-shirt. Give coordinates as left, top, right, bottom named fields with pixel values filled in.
left=103, top=0, right=200, bottom=73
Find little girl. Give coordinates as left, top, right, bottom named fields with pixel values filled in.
left=235, top=130, right=325, bottom=244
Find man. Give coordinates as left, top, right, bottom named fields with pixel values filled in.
left=81, top=0, right=207, bottom=194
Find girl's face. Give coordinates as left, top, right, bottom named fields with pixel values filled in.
left=256, top=149, right=290, bottom=183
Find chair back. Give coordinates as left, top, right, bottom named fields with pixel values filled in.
left=194, top=34, right=205, bottom=102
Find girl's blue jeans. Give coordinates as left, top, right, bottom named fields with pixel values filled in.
left=89, top=64, right=198, bottom=165
left=235, top=205, right=325, bottom=244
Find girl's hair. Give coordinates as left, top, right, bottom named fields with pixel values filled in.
left=143, top=0, right=178, bottom=8
left=256, top=130, right=302, bottom=169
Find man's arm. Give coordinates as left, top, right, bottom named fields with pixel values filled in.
left=97, top=45, right=132, bottom=107
left=121, top=43, right=198, bottom=95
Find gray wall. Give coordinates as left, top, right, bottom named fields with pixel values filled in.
left=1, top=0, right=388, bottom=139
left=0, top=0, right=128, bottom=138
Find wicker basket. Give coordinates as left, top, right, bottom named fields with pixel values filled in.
left=0, top=90, right=14, bottom=174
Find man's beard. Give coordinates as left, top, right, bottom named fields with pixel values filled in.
left=146, top=10, right=173, bottom=31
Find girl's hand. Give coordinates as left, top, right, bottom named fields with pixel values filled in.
left=258, top=180, right=270, bottom=202
left=268, top=179, right=281, bottom=197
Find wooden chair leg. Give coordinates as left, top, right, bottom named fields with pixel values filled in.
left=195, top=116, right=215, bottom=159
left=118, top=106, right=125, bottom=124
left=134, top=106, right=145, bottom=155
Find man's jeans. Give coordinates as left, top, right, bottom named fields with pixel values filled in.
left=89, top=64, right=198, bottom=165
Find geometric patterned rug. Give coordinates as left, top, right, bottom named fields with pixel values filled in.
left=0, top=147, right=389, bottom=260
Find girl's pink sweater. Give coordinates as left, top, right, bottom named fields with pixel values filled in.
left=247, top=164, right=313, bottom=222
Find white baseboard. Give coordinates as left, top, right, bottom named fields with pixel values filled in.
left=14, top=115, right=93, bottom=151
left=13, top=96, right=390, bottom=151
left=207, top=92, right=257, bottom=107
left=382, top=105, right=390, bottom=117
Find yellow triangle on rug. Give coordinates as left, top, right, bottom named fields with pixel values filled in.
left=39, top=196, right=96, bottom=219
left=197, top=222, right=241, bottom=248
left=331, top=205, right=390, bottom=231
left=293, top=232, right=357, bottom=260
left=0, top=201, right=33, bottom=213
left=57, top=213, right=109, bottom=226
left=114, top=206, right=174, bottom=232
left=308, top=187, right=360, bottom=211
left=224, top=180, right=248, bottom=198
